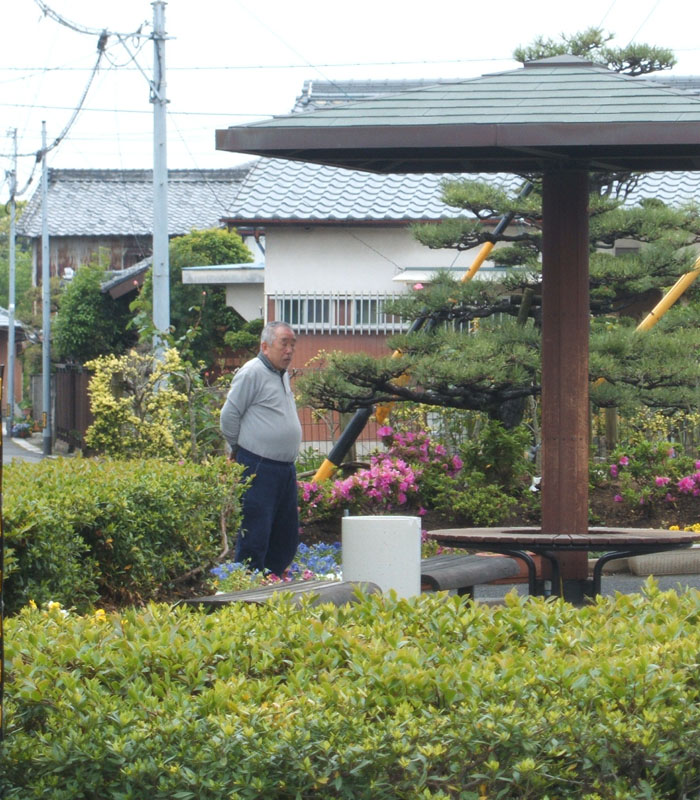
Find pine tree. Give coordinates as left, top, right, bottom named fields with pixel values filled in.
left=297, top=32, right=700, bottom=427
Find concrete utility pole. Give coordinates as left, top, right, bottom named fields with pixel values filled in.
left=150, top=0, right=169, bottom=351
left=41, top=122, right=52, bottom=456
left=6, top=129, right=17, bottom=431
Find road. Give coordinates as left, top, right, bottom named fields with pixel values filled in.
left=2, top=431, right=46, bottom=465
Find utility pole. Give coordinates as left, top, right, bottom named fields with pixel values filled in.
left=6, top=129, right=17, bottom=432
left=151, top=0, right=169, bottom=352
left=41, top=122, right=52, bottom=456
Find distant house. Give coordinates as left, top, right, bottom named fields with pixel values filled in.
left=16, top=167, right=253, bottom=286
left=212, top=156, right=522, bottom=364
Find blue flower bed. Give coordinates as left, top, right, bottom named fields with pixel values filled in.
left=211, top=541, right=342, bottom=592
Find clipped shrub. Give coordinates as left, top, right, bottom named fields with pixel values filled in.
left=3, top=456, right=245, bottom=612
left=84, top=348, right=190, bottom=460
left=3, top=584, right=700, bottom=799
left=428, top=474, right=518, bottom=526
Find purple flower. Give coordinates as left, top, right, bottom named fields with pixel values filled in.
left=610, top=464, right=618, bottom=478
left=614, top=494, right=623, bottom=503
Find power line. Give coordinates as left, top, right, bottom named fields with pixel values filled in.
left=0, top=102, right=275, bottom=119
left=33, top=0, right=148, bottom=40
left=0, top=55, right=516, bottom=73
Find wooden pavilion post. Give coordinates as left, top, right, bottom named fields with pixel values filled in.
left=541, top=170, right=590, bottom=599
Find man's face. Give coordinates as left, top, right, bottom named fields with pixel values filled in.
left=262, top=327, right=296, bottom=371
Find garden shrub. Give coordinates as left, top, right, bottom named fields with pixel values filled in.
left=84, top=348, right=191, bottom=460
left=592, top=439, right=700, bottom=512
left=3, top=456, right=245, bottom=612
left=3, top=583, right=700, bottom=799
left=427, top=473, right=518, bottom=526
left=297, top=420, right=533, bottom=528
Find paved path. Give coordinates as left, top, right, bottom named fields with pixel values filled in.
left=475, top=570, right=700, bottom=601
left=2, top=431, right=46, bottom=465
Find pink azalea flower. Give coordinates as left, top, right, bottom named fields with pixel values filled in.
left=614, top=494, right=623, bottom=503
left=677, top=476, right=695, bottom=494
left=610, top=464, right=618, bottom=478
left=695, top=460, right=700, bottom=470
left=665, top=493, right=675, bottom=503
left=655, top=476, right=670, bottom=487
left=418, top=507, right=427, bottom=516
left=618, top=456, right=629, bottom=466
left=377, top=426, right=393, bottom=438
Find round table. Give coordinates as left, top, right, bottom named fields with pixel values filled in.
left=426, top=526, right=700, bottom=600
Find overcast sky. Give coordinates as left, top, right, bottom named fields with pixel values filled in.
left=2, top=0, right=699, bottom=203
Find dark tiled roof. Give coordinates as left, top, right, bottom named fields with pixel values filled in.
left=224, top=157, right=699, bottom=224
left=625, top=171, right=700, bottom=206
left=100, top=256, right=152, bottom=297
left=17, top=167, right=252, bottom=238
left=224, top=158, right=519, bottom=222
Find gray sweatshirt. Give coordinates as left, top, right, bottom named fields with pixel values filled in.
left=220, top=353, right=302, bottom=463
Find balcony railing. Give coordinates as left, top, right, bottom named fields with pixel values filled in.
left=269, top=291, right=407, bottom=334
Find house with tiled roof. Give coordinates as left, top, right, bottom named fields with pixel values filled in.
left=17, top=167, right=253, bottom=287
left=204, top=77, right=700, bottom=346
left=205, top=149, right=700, bottom=358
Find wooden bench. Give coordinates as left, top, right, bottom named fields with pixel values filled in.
left=177, top=579, right=381, bottom=609
left=179, top=556, right=520, bottom=610
left=421, top=553, right=520, bottom=598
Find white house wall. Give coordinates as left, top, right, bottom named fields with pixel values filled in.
left=225, top=284, right=265, bottom=321
left=264, top=226, right=483, bottom=294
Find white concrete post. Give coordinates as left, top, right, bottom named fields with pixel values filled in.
left=342, top=515, right=421, bottom=598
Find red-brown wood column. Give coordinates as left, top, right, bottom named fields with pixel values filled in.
left=541, top=170, right=590, bottom=586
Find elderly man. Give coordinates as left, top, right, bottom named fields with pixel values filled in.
left=220, top=321, right=302, bottom=574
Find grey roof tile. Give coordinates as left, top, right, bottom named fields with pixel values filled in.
left=625, top=171, right=700, bottom=206
left=224, top=157, right=699, bottom=223
left=225, top=158, right=519, bottom=222
left=247, top=60, right=700, bottom=131
left=17, top=167, right=252, bottom=238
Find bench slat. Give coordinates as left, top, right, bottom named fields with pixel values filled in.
left=421, top=554, right=520, bottom=592
left=178, top=580, right=380, bottom=609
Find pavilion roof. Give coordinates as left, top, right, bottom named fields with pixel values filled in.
left=216, top=56, right=700, bottom=174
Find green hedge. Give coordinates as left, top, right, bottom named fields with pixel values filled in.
left=3, top=457, right=245, bottom=613
left=3, top=584, right=700, bottom=798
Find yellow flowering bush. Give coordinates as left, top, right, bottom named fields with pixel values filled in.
left=85, top=348, right=189, bottom=460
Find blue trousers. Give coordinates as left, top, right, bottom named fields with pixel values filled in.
left=235, top=446, right=299, bottom=575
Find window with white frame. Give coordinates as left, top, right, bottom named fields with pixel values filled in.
left=277, top=297, right=332, bottom=326
left=273, top=293, right=404, bottom=333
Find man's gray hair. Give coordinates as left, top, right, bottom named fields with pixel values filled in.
left=261, top=320, right=295, bottom=345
